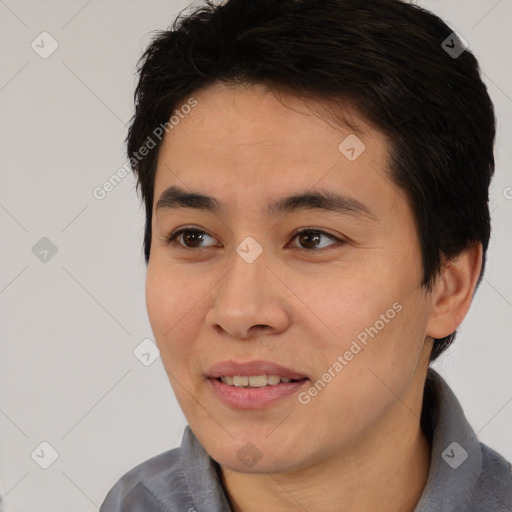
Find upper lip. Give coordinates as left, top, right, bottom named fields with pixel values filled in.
left=207, top=360, right=309, bottom=380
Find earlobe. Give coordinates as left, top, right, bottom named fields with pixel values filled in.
left=425, top=243, right=483, bottom=339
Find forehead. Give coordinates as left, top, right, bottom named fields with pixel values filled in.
left=153, top=82, right=399, bottom=216
left=161, top=82, right=382, bottom=155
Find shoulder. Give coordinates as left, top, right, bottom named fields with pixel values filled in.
left=99, top=446, right=194, bottom=511
left=470, top=442, right=512, bottom=509
left=421, top=369, right=512, bottom=510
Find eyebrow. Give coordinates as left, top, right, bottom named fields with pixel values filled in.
left=156, top=185, right=376, bottom=220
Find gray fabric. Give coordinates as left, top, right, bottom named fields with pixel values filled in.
left=100, top=368, right=512, bottom=511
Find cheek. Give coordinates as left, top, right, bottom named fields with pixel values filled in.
left=145, top=265, right=173, bottom=336
left=315, top=291, right=428, bottom=404
left=145, top=264, right=213, bottom=418
left=145, top=263, right=202, bottom=364
left=300, top=269, right=427, bottom=394
left=146, top=259, right=203, bottom=330
left=298, top=268, right=401, bottom=349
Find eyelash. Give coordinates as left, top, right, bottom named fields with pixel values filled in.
left=164, top=226, right=344, bottom=252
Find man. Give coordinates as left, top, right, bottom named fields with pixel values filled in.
left=100, top=0, right=512, bottom=510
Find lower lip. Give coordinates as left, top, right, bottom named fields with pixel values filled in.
left=208, top=377, right=309, bottom=409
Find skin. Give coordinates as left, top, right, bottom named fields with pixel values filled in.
left=146, top=82, right=482, bottom=512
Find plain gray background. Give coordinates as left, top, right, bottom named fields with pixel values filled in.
left=0, top=1, right=510, bottom=510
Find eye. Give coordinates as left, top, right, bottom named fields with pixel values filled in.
left=165, top=226, right=343, bottom=251
left=165, top=226, right=218, bottom=249
left=288, top=228, right=342, bottom=250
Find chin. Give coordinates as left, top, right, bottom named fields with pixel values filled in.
left=213, top=450, right=299, bottom=474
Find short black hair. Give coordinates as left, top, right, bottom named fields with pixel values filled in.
left=126, top=0, right=496, bottom=362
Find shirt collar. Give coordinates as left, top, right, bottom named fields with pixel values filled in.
left=415, top=367, right=482, bottom=510
left=180, top=427, right=233, bottom=511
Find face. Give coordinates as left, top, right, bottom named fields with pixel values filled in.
left=146, top=82, right=434, bottom=473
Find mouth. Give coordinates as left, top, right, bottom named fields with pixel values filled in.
left=206, top=360, right=309, bottom=409
left=207, top=359, right=308, bottom=381
left=213, top=374, right=306, bottom=388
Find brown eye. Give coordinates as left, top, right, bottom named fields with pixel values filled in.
left=165, top=226, right=343, bottom=251
left=289, top=228, right=342, bottom=250
left=166, top=228, right=217, bottom=248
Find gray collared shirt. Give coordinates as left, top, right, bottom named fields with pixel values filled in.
left=100, top=368, right=512, bottom=511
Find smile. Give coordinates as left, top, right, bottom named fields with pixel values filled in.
left=217, top=374, right=300, bottom=387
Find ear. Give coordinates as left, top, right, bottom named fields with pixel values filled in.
left=426, top=243, right=483, bottom=339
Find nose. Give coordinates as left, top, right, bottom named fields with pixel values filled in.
left=205, top=250, right=291, bottom=340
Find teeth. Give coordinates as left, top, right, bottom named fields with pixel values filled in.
left=222, top=375, right=234, bottom=385
left=248, top=375, right=267, bottom=387
left=219, top=374, right=297, bottom=387
left=232, top=375, right=249, bottom=387
left=266, top=374, right=281, bottom=385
